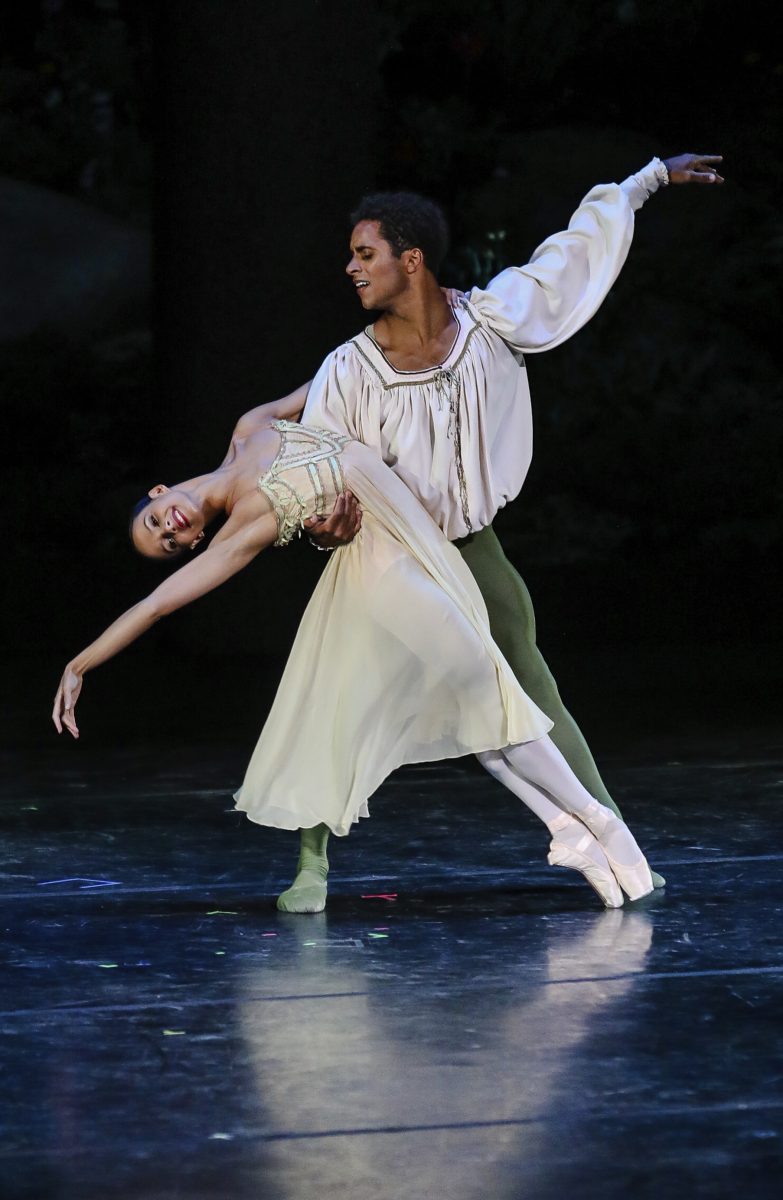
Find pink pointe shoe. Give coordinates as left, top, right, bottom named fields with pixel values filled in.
left=579, top=800, right=654, bottom=902
left=547, top=813, right=624, bottom=909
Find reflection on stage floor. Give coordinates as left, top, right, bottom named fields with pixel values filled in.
left=2, top=746, right=781, bottom=1199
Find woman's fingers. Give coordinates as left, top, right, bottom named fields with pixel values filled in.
left=62, top=681, right=78, bottom=738
left=441, top=286, right=466, bottom=307
left=53, top=668, right=82, bottom=738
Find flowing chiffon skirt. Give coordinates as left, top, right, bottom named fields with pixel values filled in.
left=234, top=440, right=552, bottom=835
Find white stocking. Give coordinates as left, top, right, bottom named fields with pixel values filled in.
left=499, top=734, right=599, bottom=817
left=476, top=748, right=563, bottom=829
left=495, top=736, right=648, bottom=876
left=476, top=741, right=624, bottom=897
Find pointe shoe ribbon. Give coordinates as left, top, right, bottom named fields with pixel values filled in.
left=547, top=813, right=624, bottom=909
left=580, top=801, right=654, bottom=902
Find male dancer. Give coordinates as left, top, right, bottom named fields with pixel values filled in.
left=279, top=152, right=724, bottom=912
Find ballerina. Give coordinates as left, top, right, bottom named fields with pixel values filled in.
left=52, top=391, right=653, bottom=908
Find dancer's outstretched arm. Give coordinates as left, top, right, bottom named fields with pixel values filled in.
left=52, top=512, right=278, bottom=739
left=470, top=152, right=724, bottom=355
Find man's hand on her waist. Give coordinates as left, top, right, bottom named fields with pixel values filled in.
left=304, top=491, right=363, bottom=549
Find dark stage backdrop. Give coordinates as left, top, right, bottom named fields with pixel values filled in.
left=3, top=0, right=780, bottom=752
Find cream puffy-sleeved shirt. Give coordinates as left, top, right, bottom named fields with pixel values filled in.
left=302, top=159, right=666, bottom=540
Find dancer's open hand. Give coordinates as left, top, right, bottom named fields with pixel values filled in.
left=663, top=153, right=724, bottom=184
left=305, top=490, right=363, bottom=548
left=53, top=664, right=83, bottom=739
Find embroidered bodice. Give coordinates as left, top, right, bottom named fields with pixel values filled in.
left=258, top=420, right=349, bottom=546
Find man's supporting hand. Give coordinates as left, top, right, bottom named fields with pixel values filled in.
left=304, top=491, right=363, bottom=549
left=663, top=153, right=724, bottom=184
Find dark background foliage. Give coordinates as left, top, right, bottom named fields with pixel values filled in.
left=3, top=0, right=780, bottom=749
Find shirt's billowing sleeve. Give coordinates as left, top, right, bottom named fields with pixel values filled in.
left=302, top=344, right=363, bottom=439
left=469, top=158, right=666, bottom=354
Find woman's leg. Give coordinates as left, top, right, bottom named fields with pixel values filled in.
left=458, top=527, right=664, bottom=889
left=489, top=735, right=654, bottom=901
left=478, top=748, right=563, bottom=826
left=477, top=747, right=623, bottom=908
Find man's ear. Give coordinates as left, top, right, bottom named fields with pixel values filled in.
left=403, top=247, right=424, bottom=274
left=189, top=530, right=205, bottom=551
left=148, top=483, right=169, bottom=498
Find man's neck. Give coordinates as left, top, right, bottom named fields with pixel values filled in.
left=372, top=277, right=457, bottom=371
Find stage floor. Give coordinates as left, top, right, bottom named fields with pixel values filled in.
left=2, top=745, right=781, bottom=1199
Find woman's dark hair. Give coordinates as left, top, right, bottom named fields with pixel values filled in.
left=350, top=191, right=450, bottom=276
left=128, top=495, right=151, bottom=541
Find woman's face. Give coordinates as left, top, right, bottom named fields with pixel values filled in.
left=131, top=485, right=205, bottom=559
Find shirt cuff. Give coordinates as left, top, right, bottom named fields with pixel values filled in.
left=619, top=157, right=670, bottom=211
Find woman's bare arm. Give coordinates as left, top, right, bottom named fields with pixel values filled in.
left=52, top=511, right=278, bottom=738
left=232, top=380, right=311, bottom=439
left=216, top=382, right=312, bottom=470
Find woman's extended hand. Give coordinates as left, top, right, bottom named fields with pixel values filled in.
left=663, top=153, right=724, bottom=185
left=52, top=664, right=83, bottom=739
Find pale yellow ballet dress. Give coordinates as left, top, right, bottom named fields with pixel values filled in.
left=233, top=421, right=552, bottom=835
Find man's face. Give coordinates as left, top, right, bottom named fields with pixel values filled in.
left=346, top=220, right=409, bottom=310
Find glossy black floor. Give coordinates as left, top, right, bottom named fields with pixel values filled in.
left=3, top=741, right=782, bottom=1200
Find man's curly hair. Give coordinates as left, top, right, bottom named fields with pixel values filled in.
left=351, top=192, right=450, bottom=276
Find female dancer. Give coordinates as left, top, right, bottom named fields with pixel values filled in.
left=52, top=391, right=653, bottom=908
